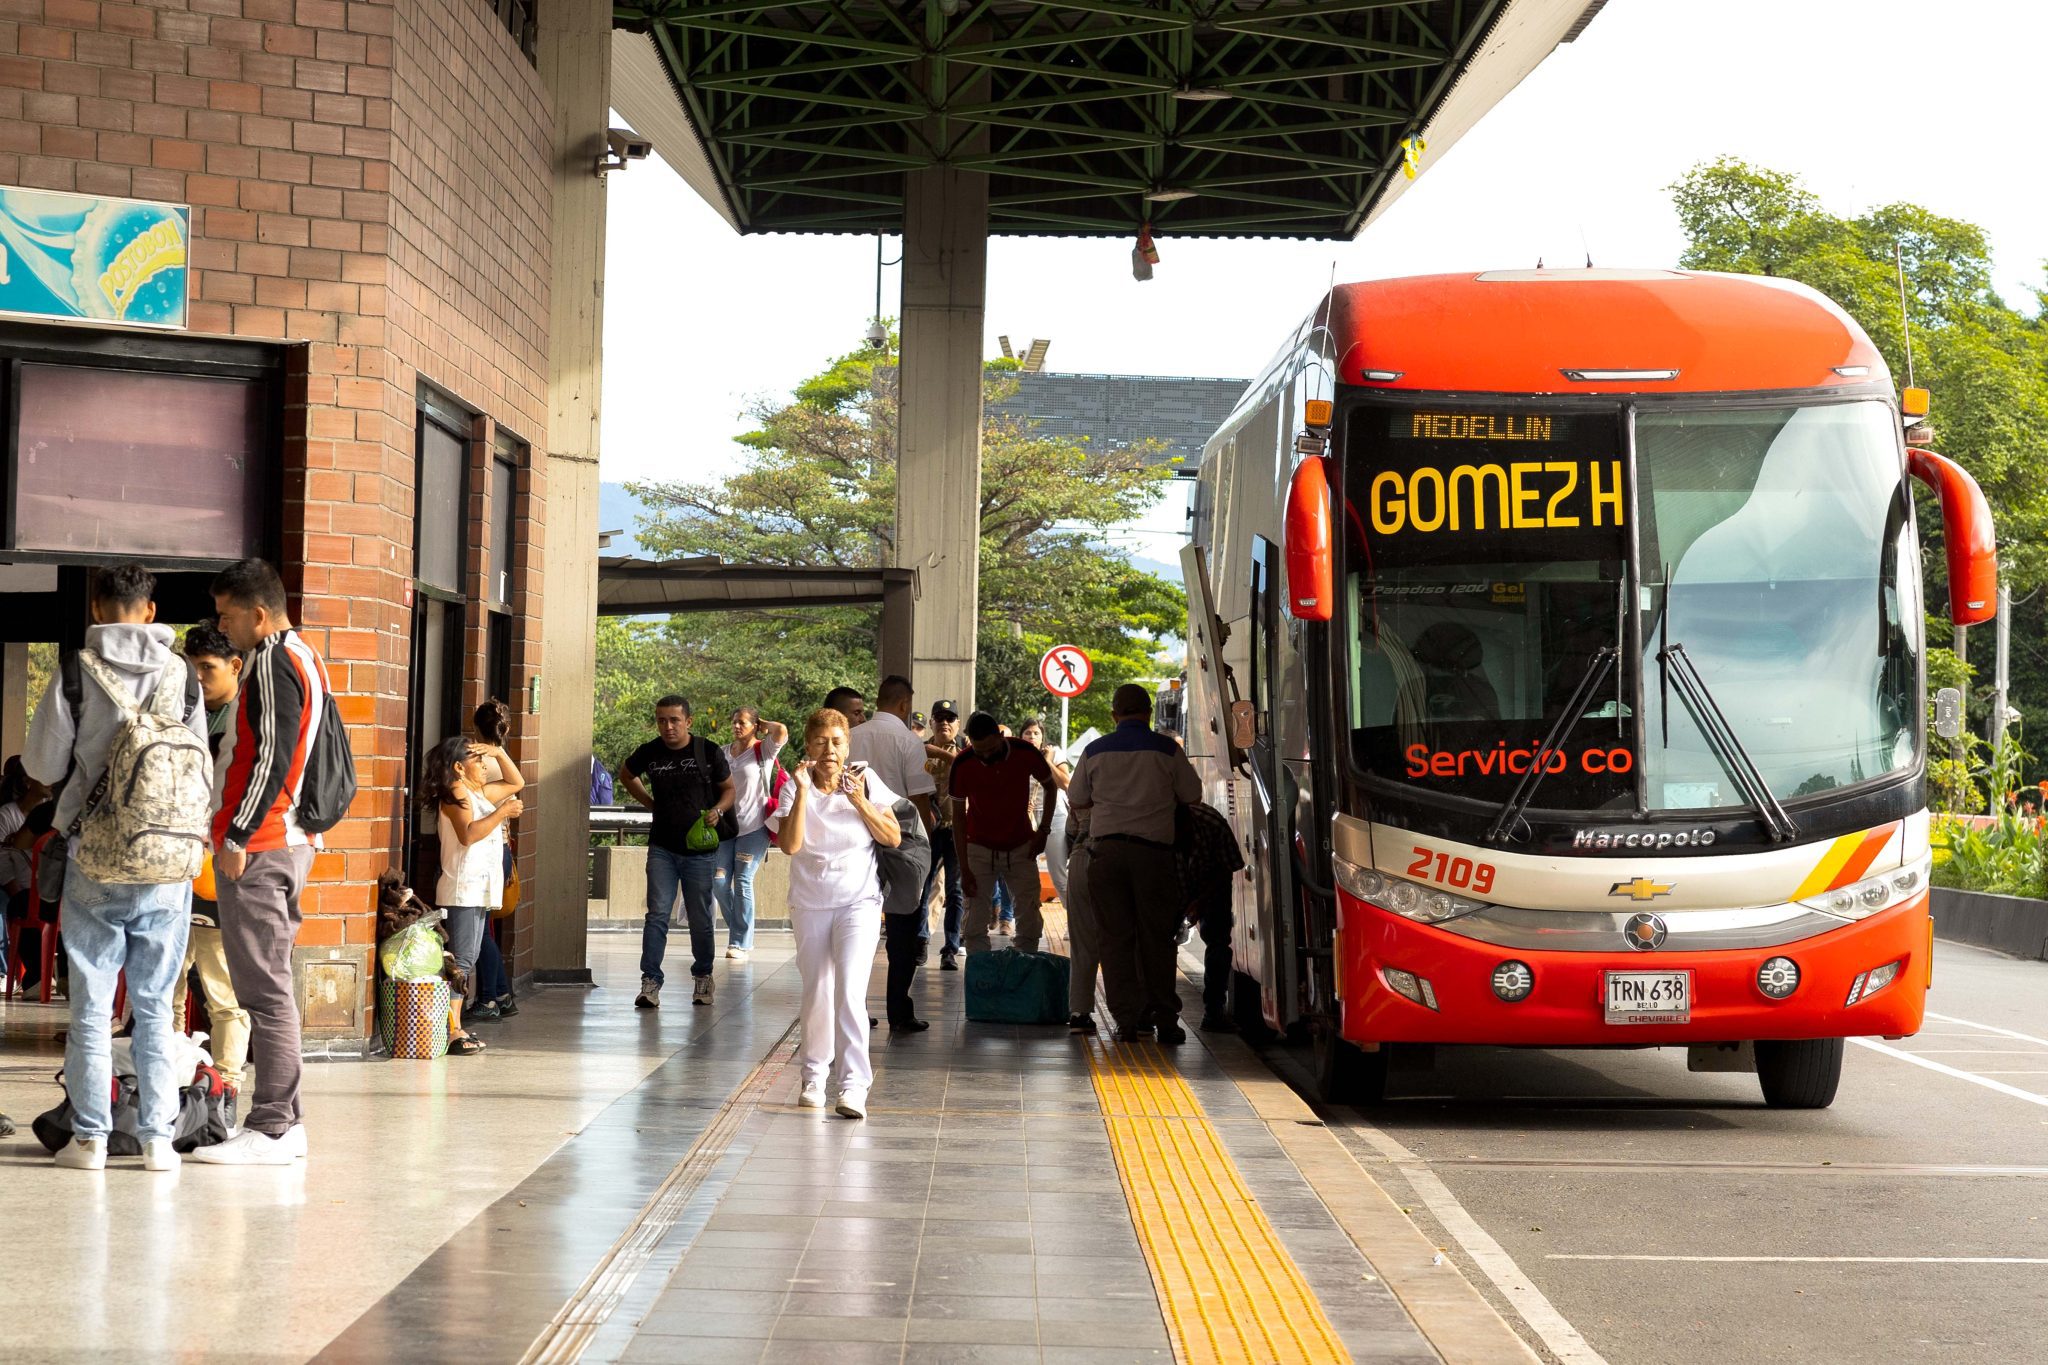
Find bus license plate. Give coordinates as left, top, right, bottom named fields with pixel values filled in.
left=1605, top=970, right=1691, bottom=1024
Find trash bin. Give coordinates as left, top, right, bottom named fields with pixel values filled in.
left=380, top=977, right=451, bottom=1059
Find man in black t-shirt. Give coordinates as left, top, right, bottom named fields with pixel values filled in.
left=618, top=695, right=735, bottom=1009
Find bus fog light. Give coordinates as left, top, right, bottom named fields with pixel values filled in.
left=1491, top=960, right=1534, bottom=1002
left=1845, top=958, right=1904, bottom=1005
left=1756, top=956, right=1800, bottom=999
left=1381, top=966, right=1439, bottom=1011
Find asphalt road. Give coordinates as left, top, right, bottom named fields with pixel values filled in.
left=1303, top=941, right=2048, bottom=1365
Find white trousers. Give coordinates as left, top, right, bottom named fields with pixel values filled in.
left=791, top=901, right=881, bottom=1095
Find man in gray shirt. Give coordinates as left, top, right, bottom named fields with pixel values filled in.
left=1068, top=684, right=1201, bottom=1043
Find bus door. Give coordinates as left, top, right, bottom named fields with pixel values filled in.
left=1244, top=537, right=1299, bottom=1029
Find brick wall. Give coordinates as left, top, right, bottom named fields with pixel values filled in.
left=0, top=0, right=554, bottom=988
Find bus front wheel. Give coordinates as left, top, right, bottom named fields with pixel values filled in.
left=1755, top=1038, right=1844, bottom=1109
left=1313, top=1016, right=1389, bottom=1106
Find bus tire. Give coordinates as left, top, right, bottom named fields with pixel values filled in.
left=1755, top=1038, right=1844, bottom=1109
left=1313, top=1019, right=1389, bottom=1106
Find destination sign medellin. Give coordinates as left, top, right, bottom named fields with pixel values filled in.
left=1367, top=409, right=1622, bottom=539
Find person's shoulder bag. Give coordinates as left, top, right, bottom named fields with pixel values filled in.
left=868, top=773, right=932, bottom=914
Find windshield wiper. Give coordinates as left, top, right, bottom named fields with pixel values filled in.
left=1659, top=642, right=1799, bottom=843
left=1484, top=646, right=1618, bottom=845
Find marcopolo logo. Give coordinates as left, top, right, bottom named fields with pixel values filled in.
left=1573, top=828, right=1717, bottom=850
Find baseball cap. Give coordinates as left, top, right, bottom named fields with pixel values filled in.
left=911, top=710, right=928, bottom=728
left=932, top=699, right=960, bottom=719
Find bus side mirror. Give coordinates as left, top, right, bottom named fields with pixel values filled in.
left=1933, top=688, right=1963, bottom=740
left=1228, top=699, right=1258, bottom=751
left=1284, top=456, right=1334, bottom=622
left=1907, top=449, right=1997, bottom=626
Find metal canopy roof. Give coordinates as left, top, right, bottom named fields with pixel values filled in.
left=598, top=555, right=919, bottom=615
left=612, top=0, right=1593, bottom=238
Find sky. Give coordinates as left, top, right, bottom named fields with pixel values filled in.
left=599, top=0, right=2048, bottom=557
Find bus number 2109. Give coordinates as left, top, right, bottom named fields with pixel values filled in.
left=1407, top=846, right=1497, bottom=895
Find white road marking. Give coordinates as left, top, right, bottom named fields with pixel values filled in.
left=1549, top=1255, right=2048, bottom=1265
left=1350, top=1125, right=1610, bottom=1365
left=1850, top=1037, right=2048, bottom=1108
left=1925, top=1011, right=2048, bottom=1049
left=1897, top=1049, right=2048, bottom=1054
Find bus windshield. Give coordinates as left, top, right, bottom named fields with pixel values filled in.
left=1638, top=401, right=1919, bottom=809
left=1343, top=398, right=1918, bottom=820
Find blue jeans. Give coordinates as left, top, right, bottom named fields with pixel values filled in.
left=63, top=864, right=191, bottom=1144
left=642, top=845, right=718, bottom=985
left=712, top=827, right=771, bottom=952
left=920, top=826, right=964, bottom=951
left=994, top=875, right=1015, bottom=921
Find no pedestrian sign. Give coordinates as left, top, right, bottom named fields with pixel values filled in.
left=1040, top=645, right=1092, bottom=699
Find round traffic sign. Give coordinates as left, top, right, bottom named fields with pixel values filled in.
left=1039, top=645, right=1093, bottom=698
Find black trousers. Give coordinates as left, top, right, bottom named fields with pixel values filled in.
left=1198, top=892, right=1233, bottom=1016
left=883, top=911, right=923, bottom=1024
left=1088, top=838, right=1183, bottom=1030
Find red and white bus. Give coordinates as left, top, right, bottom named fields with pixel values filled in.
left=1182, top=269, right=1996, bottom=1108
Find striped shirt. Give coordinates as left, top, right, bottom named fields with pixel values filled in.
left=212, top=627, right=328, bottom=852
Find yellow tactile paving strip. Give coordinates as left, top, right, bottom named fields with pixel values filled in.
left=1088, top=1034, right=1355, bottom=1365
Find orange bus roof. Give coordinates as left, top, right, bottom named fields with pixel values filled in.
left=1326, top=270, right=1888, bottom=397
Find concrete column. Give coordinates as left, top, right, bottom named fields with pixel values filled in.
left=532, top=0, right=610, bottom=982
left=895, top=168, right=988, bottom=713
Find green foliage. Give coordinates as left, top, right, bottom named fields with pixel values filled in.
left=1670, top=160, right=2048, bottom=777
left=1925, top=647, right=1986, bottom=815
left=605, top=339, right=1188, bottom=743
left=1930, top=735, right=2048, bottom=898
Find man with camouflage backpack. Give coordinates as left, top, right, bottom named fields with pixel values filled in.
left=25, top=563, right=209, bottom=1172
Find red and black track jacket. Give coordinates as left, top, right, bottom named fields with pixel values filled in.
left=212, top=628, right=329, bottom=852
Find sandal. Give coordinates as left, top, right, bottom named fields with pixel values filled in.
left=447, top=1034, right=485, bottom=1056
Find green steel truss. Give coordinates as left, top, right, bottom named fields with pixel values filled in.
left=614, top=0, right=1508, bottom=237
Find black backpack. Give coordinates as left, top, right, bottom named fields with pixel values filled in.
left=296, top=682, right=356, bottom=837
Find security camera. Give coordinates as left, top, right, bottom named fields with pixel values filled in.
left=596, top=128, right=653, bottom=175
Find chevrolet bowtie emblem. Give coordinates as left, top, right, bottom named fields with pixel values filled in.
left=1610, top=877, right=1673, bottom=902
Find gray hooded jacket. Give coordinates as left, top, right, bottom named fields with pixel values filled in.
left=24, top=623, right=208, bottom=835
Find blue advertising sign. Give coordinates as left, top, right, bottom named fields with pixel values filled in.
left=0, top=186, right=190, bottom=330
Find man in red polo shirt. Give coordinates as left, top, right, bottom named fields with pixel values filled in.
left=949, top=710, right=1056, bottom=955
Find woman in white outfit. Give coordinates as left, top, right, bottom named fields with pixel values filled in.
left=769, top=707, right=902, bottom=1118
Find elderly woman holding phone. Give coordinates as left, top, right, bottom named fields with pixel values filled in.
left=770, top=707, right=902, bottom=1118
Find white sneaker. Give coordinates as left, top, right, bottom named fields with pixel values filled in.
left=693, top=976, right=714, bottom=1007
left=142, top=1138, right=179, bottom=1172
left=277, top=1124, right=308, bottom=1160
left=834, top=1089, right=868, bottom=1120
left=190, top=1127, right=296, bottom=1166
left=634, top=977, right=661, bottom=1009
left=726, top=947, right=748, bottom=963
left=54, top=1138, right=105, bottom=1170
left=798, top=1081, right=826, bottom=1108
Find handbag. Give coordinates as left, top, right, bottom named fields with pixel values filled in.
left=495, top=862, right=521, bottom=921
left=871, top=777, right=932, bottom=915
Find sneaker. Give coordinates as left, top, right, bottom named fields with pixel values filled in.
left=634, top=977, right=661, bottom=1010
left=190, top=1128, right=296, bottom=1166
left=495, top=995, right=519, bottom=1018
left=142, top=1138, right=179, bottom=1172
left=798, top=1081, right=826, bottom=1108
left=693, top=976, right=714, bottom=1007
left=468, top=1000, right=503, bottom=1022
left=835, top=1089, right=868, bottom=1120
left=890, top=1017, right=930, bottom=1036
left=998, top=918, right=1017, bottom=935
left=916, top=940, right=929, bottom=966
left=1067, top=1013, right=1098, bottom=1035
left=1112, top=1025, right=1153, bottom=1044
left=54, top=1137, right=105, bottom=1170
left=277, top=1125, right=309, bottom=1160
left=1154, top=1021, right=1187, bottom=1045
left=940, top=951, right=959, bottom=972
left=1199, top=1013, right=1236, bottom=1033
left=726, top=947, right=749, bottom=963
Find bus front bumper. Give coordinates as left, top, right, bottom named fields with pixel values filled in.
left=1335, top=891, right=1930, bottom=1047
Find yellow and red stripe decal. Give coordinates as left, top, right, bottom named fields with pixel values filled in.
left=1790, top=823, right=1897, bottom=901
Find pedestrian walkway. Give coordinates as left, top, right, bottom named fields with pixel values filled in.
left=0, top=919, right=1533, bottom=1364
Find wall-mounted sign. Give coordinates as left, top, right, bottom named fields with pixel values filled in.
left=0, top=186, right=190, bottom=329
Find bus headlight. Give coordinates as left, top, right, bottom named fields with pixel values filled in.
left=1800, top=855, right=1931, bottom=921
left=1334, top=856, right=1491, bottom=925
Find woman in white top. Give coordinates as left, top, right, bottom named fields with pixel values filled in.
left=716, top=708, right=789, bottom=963
left=428, top=734, right=524, bottom=1055
left=769, top=707, right=901, bottom=1118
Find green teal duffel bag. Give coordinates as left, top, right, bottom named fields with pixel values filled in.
left=964, top=947, right=1071, bottom=1025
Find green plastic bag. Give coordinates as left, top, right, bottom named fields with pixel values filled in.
left=378, top=921, right=445, bottom=982
left=685, top=813, right=720, bottom=854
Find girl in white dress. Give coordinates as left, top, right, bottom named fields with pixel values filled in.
left=769, top=707, right=902, bottom=1117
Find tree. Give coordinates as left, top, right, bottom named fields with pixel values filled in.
left=613, top=338, right=1187, bottom=740
left=1670, top=160, right=2048, bottom=768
